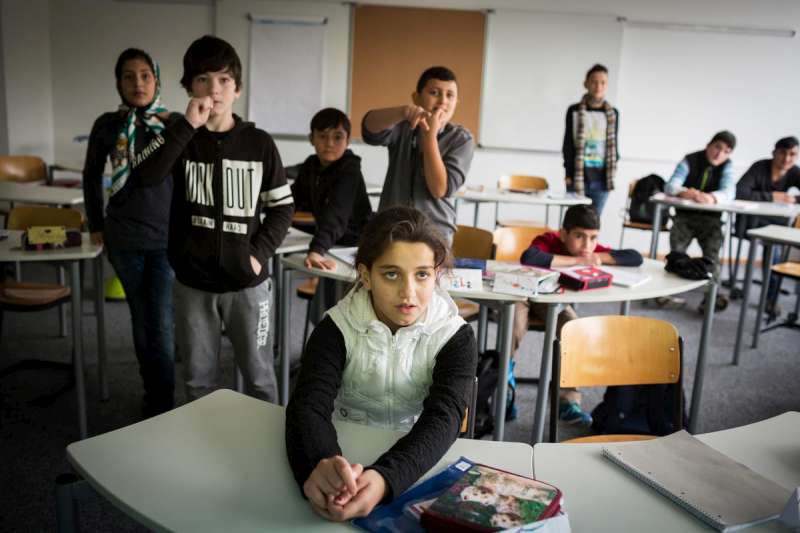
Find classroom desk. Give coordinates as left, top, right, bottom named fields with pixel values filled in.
left=528, top=259, right=714, bottom=443
left=61, top=389, right=534, bottom=533
left=278, top=253, right=525, bottom=441
left=0, top=230, right=106, bottom=439
left=648, top=193, right=800, bottom=260
left=534, top=411, right=800, bottom=532
left=271, top=227, right=314, bottom=364
left=455, top=187, right=592, bottom=228
left=0, top=181, right=84, bottom=206
left=732, top=225, right=800, bottom=365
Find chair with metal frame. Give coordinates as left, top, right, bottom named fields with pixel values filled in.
left=495, top=174, right=552, bottom=228
left=452, top=225, right=495, bottom=322
left=549, top=315, right=683, bottom=443
left=0, top=206, right=85, bottom=404
left=618, top=177, right=670, bottom=248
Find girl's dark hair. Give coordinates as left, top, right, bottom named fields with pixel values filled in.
left=115, top=48, right=155, bottom=82
left=180, top=35, right=243, bottom=90
left=355, top=206, right=451, bottom=273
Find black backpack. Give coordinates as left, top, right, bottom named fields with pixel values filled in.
left=591, top=384, right=687, bottom=436
left=629, top=174, right=667, bottom=226
left=473, top=350, right=517, bottom=439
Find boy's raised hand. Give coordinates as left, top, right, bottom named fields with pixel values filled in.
left=424, top=107, right=447, bottom=136
left=185, top=96, right=213, bottom=129
left=404, top=105, right=430, bottom=131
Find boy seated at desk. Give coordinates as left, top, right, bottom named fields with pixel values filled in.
left=735, top=136, right=800, bottom=318
left=513, top=204, right=643, bottom=427
left=288, top=107, right=373, bottom=271
left=665, top=130, right=737, bottom=312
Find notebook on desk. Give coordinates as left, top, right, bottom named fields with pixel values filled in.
left=602, top=430, right=789, bottom=532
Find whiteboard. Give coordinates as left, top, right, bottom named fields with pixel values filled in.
left=248, top=16, right=325, bottom=135
left=479, top=10, right=623, bottom=152
left=617, top=27, right=800, bottom=163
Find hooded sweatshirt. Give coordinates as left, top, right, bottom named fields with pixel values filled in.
left=285, top=285, right=478, bottom=501
left=135, top=115, right=293, bottom=292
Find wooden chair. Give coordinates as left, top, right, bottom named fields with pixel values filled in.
left=0, top=155, right=81, bottom=187
left=452, top=225, right=494, bottom=321
left=460, top=375, right=479, bottom=438
left=496, top=174, right=551, bottom=228
left=0, top=206, right=84, bottom=404
left=493, top=226, right=551, bottom=262
left=618, top=178, right=670, bottom=248
left=549, top=316, right=683, bottom=443
left=757, top=217, right=800, bottom=333
left=292, top=210, right=316, bottom=227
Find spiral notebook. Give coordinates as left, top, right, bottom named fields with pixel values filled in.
left=602, top=431, right=789, bottom=532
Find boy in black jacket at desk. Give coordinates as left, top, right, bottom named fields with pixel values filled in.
left=513, top=205, right=643, bottom=427
left=135, top=36, right=293, bottom=403
left=289, top=108, right=372, bottom=271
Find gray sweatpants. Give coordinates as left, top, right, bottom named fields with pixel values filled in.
left=174, top=278, right=277, bottom=403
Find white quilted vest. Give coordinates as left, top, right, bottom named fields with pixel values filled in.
left=327, top=285, right=466, bottom=430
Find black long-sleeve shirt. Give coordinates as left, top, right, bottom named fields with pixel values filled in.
left=82, top=111, right=179, bottom=250
left=285, top=317, right=478, bottom=502
left=735, top=159, right=800, bottom=231
left=289, top=149, right=372, bottom=254
left=132, top=115, right=293, bottom=292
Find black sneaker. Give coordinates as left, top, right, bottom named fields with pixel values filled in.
left=698, top=294, right=728, bottom=313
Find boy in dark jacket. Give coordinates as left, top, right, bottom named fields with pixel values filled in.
left=289, top=108, right=372, bottom=271
left=136, top=36, right=293, bottom=403
left=513, top=205, right=643, bottom=427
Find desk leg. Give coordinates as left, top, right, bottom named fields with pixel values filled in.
left=689, top=281, right=717, bottom=434
left=492, top=302, right=515, bottom=441
left=724, top=215, right=735, bottom=285
left=532, top=303, right=560, bottom=444
left=93, top=257, right=108, bottom=401
left=751, top=243, right=774, bottom=349
left=280, top=268, right=293, bottom=406
left=59, top=266, right=68, bottom=337
left=273, top=255, right=282, bottom=352
left=477, top=306, right=488, bottom=353
left=649, top=203, right=664, bottom=259
left=620, top=301, right=630, bottom=316
left=70, top=263, right=87, bottom=439
left=473, top=201, right=480, bottom=228
left=732, top=239, right=757, bottom=365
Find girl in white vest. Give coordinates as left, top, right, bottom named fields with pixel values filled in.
left=286, top=206, right=478, bottom=522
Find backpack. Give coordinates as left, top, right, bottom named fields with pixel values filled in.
left=473, top=350, right=517, bottom=439
left=591, top=384, right=687, bottom=436
left=629, top=174, right=666, bottom=226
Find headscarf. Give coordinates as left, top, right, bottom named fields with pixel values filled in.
left=109, top=62, right=167, bottom=196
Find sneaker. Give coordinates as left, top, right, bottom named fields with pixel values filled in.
left=697, top=294, right=729, bottom=313
left=654, top=296, right=686, bottom=309
left=558, top=401, right=593, bottom=427
left=765, top=301, right=782, bottom=323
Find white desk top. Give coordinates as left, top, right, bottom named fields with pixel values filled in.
left=67, top=390, right=533, bottom=533
left=0, top=181, right=84, bottom=205
left=276, top=227, right=314, bottom=255
left=280, top=253, right=527, bottom=302
left=0, top=230, right=101, bottom=262
left=533, top=412, right=800, bottom=533
left=530, top=258, right=708, bottom=304
left=652, top=192, right=800, bottom=218
left=746, top=224, right=800, bottom=246
left=456, top=187, right=592, bottom=206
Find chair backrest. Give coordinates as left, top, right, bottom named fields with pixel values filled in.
left=493, top=226, right=551, bottom=262
left=498, top=175, right=548, bottom=192
left=453, top=225, right=494, bottom=260
left=558, top=316, right=681, bottom=388
left=0, top=155, right=47, bottom=183
left=7, top=206, right=83, bottom=230
left=550, top=315, right=682, bottom=442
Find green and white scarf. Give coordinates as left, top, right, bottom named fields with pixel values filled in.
left=573, top=94, right=617, bottom=196
left=110, top=62, right=167, bottom=196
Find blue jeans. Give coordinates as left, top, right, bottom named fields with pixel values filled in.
left=584, top=180, right=609, bottom=215
left=107, top=248, right=176, bottom=415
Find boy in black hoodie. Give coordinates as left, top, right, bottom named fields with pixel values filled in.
left=136, top=36, right=293, bottom=403
left=289, top=108, right=372, bottom=271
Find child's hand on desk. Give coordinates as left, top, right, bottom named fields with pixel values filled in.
left=304, top=456, right=363, bottom=519
left=772, top=191, right=796, bottom=204
left=185, top=96, right=213, bottom=128
left=694, top=191, right=716, bottom=204
left=325, top=469, right=388, bottom=521
left=575, top=253, right=602, bottom=266
left=305, top=251, right=336, bottom=271
left=404, top=105, right=431, bottom=131
left=90, top=232, right=104, bottom=246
